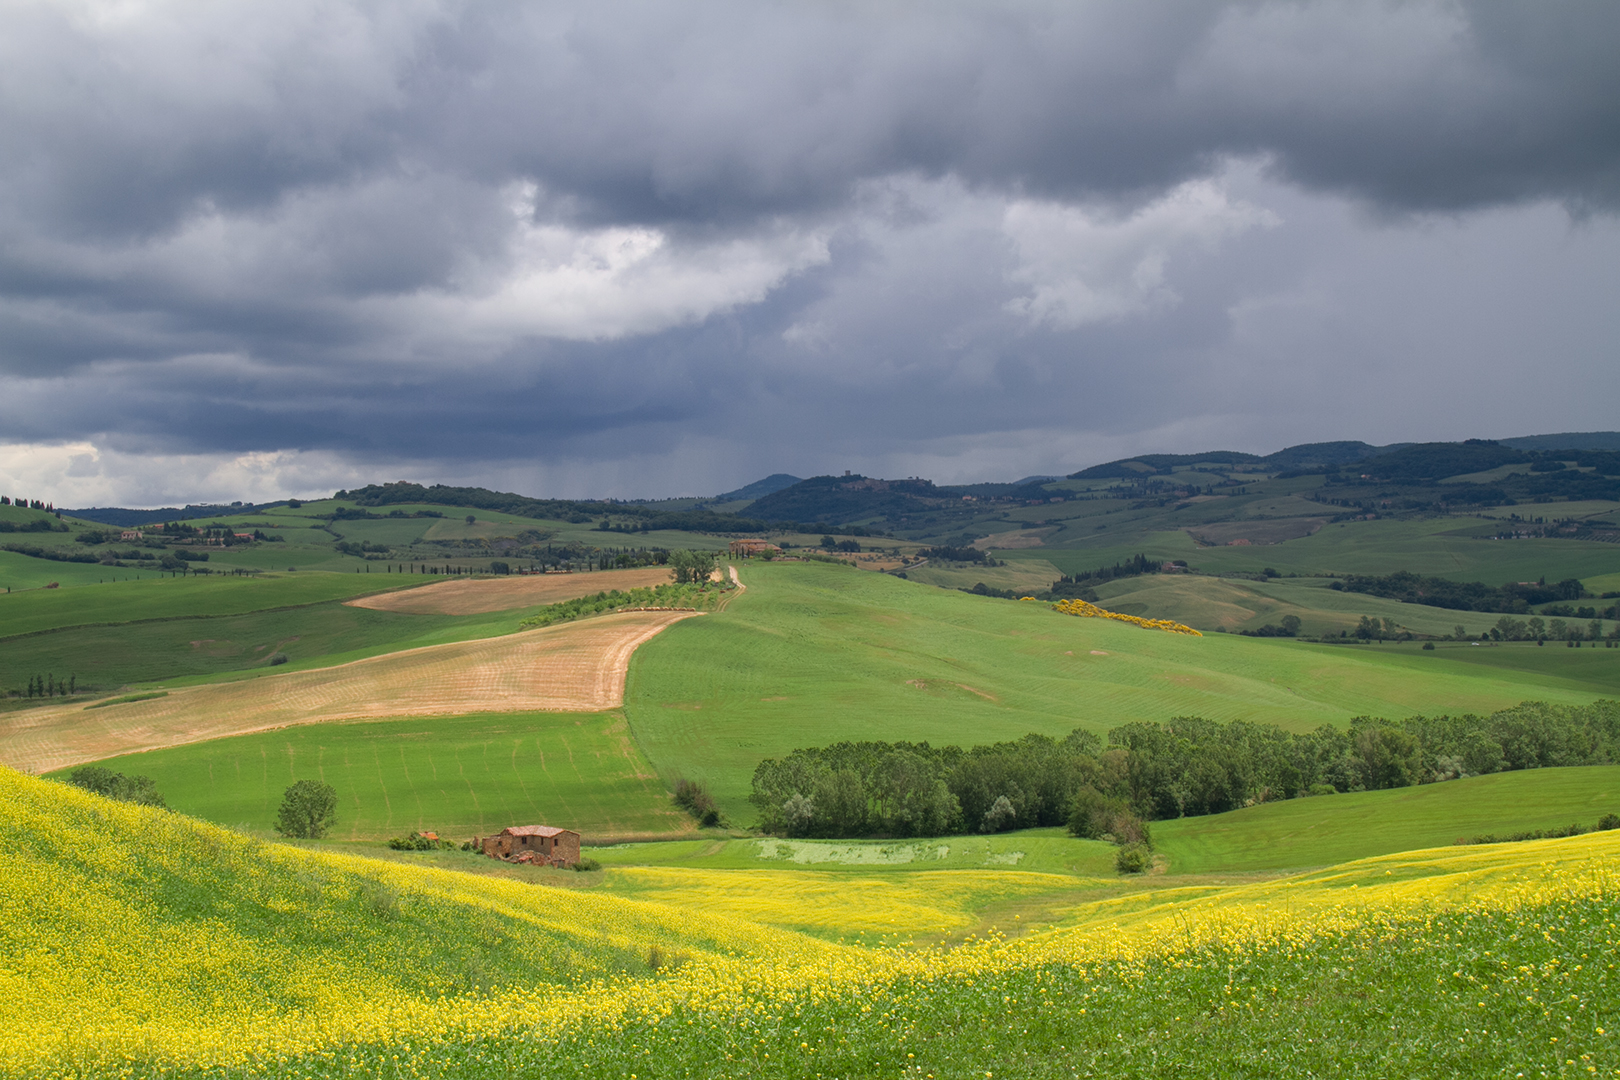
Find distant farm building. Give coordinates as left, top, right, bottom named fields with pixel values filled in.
left=729, top=539, right=781, bottom=558
left=477, top=825, right=581, bottom=867
left=120, top=530, right=144, bottom=541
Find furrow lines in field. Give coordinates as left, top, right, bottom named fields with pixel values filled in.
left=0, top=610, right=701, bottom=774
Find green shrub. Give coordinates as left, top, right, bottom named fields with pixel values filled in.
left=1115, top=843, right=1151, bottom=874
left=64, top=766, right=167, bottom=808
left=386, top=832, right=453, bottom=851
left=673, top=778, right=721, bottom=827
left=573, top=856, right=602, bottom=872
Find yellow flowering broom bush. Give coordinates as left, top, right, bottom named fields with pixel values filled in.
left=1052, top=597, right=1202, bottom=636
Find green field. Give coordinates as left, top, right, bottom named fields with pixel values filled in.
left=624, top=560, right=1616, bottom=820
left=0, top=571, right=430, bottom=639
left=585, top=765, right=1620, bottom=879
left=1153, top=765, right=1620, bottom=873
left=0, top=600, right=523, bottom=695
left=58, top=710, right=687, bottom=841
left=1090, top=570, right=1620, bottom=640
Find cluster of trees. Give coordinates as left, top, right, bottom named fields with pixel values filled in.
left=919, top=545, right=984, bottom=562
left=668, top=548, right=718, bottom=584
left=1335, top=571, right=1586, bottom=614
left=824, top=535, right=865, bottom=553
left=0, top=517, right=64, bottom=534
left=1, top=497, right=53, bottom=510
left=958, top=582, right=1022, bottom=599
left=25, top=674, right=75, bottom=697
left=1238, top=616, right=1301, bottom=638
left=1047, top=554, right=1179, bottom=600
left=66, top=766, right=166, bottom=808
left=1483, top=614, right=1614, bottom=643
left=749, top=700, right=1620, bottom=839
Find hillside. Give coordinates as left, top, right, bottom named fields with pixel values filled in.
left=4, top=764, right=1616, bottom=1077
left=623, top=561, right=1614, bottom=819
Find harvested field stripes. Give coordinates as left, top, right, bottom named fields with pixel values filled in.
left=0, top=610, right=700, bottom=774
left=344, top=567, right=675, bottom=615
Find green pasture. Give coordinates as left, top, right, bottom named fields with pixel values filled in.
left=1011, top=512, right=1620, bottom=584
left=1090, top=572, right=1618, bottom=642
left=0, top=599, right=522, bottom=696
left=0, top=548, right=161, bottom=591
left=0, top=571, right=432, bottom=640
left=900, top=557, right=1061, bottom=595
left=58, top=710, right=686, bottom=841
left=1154, top=765, right=1620, bottom=873
left=624, top=561, right=1609, bottom=820
left=589, top=765, right=1620, bottom=880
left=591, top=830, right=1117, bottom=876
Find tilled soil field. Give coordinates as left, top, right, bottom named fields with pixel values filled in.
left=1, top=610, right=699, bottom=774
left=345, top=567, right=675, bottom=615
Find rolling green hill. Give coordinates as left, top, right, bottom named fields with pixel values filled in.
left=624, top=560, right=1615, bottom=820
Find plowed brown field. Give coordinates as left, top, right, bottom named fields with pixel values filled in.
left=345, top=567, right=675, bottom=615
left=0, top=610, right=699, bottom=775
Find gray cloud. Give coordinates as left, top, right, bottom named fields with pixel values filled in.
left=0, top=1, right=1617, bottom=502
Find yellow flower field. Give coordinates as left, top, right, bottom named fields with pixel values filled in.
left=2, top=764, right=1615, bottom=1077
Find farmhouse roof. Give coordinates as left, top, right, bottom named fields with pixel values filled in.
left=500, top=824, right=574, bottom=837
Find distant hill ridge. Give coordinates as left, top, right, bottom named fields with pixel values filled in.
left=60, top=431, right=1620, bottom=529
left=713, top=473, right=802, bottom=503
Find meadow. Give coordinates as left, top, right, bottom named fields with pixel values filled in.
left=0, top=571, right=430, bottom=640
left=57, top=711, right=687, bottom=840
left=589, top=764, right=1620, bottom=879
left=625, top=560, right=1616, bottom=819
left=4, top=764, right=1616, bottom=1079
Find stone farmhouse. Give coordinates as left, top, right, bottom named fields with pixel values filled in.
left=477, top=825, right=581, bottom=867
left=728, top=538, right=781, bottom=558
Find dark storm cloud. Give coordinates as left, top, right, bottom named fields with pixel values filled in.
left=0, top=0, right=1618, bottom=500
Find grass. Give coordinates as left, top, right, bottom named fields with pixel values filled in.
left=52, top=710, right=689, bottom=841
left=0, top=598, right=517, bottom=696
left=624, top=560, right=1615, bottom=820
left=5, top=764, right=1617, bottom=1078
left=0, top=571, right=434, bottom=640
left=1152, top=764, right=1620, bottom=873
left=588, top=766, right=1620, bottom=882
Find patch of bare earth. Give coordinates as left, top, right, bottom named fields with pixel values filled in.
left=0, top=610, right=699, bottom=775
left=345, top=567, right=675, bottom=615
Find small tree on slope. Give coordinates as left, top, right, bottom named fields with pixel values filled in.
left=276, top=780, right=338, bottom=839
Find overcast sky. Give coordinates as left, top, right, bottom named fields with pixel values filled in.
left=2, top=0, right=1618, bottom=505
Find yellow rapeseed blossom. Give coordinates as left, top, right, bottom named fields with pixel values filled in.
left=2, top=765, right=1613, bottom=1075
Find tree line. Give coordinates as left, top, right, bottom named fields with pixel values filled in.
left=1335, top=570, right=1588, bottom=613
left=749, top=699, right=1620, bottom=839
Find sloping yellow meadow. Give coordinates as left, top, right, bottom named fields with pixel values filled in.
left=3, top=764, right=1616, bottom=1075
